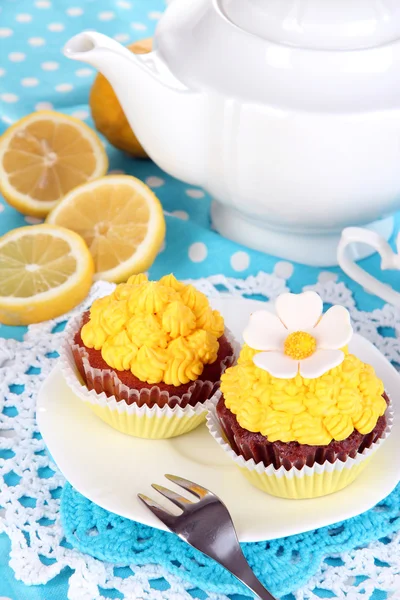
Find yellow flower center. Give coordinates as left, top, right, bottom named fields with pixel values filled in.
left=284, top=331, right=317, bottom=360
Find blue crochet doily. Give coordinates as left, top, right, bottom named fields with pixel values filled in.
left=61, top=481, right=400, bottom=598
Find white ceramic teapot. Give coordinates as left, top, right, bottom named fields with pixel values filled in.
left=64, top=0, right=400, bottom=266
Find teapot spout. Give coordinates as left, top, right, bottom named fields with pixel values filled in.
left=64, top=32, right=205, bottom=186
left=64, top=31, right=136, bottom=77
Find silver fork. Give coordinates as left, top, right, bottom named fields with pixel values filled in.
left=138, top=474, right=277, bottom=600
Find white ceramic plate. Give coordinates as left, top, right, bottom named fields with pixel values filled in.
left=37, top=297, right=400, bottom=542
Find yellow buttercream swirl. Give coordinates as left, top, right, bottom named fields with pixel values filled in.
left=159, top=273, right=185, bottom=292
left=99, top=300, right=129, bottom=335
left=132, top=346, right=168, bottom=384
left=80, top=321, right=107, bottom=351
left=81, top=273, right=225, bottom=386
left=220, top=344, right=386, bottom=445
left=187, top=329, right=219, bottom=364
left=196, top=308, right=225, bottom=338
left=101, top=330, right=138, bottom=372
left=127, top=314, right=168, bottom=349
left=164, top=338, right=204, bottom=386
left=180, top=284, right=209, bottom=316
left=127, top=273, right=149, bottom=285
left=128, top=282, right=179, bottom=315
left=162, top=301, right=196, bottom=338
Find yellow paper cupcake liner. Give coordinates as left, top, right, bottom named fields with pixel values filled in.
left=87, top=401, right=206, bottom=439
left=206, top=394, right=393, bottom=499
left=60, top=315, right=237, bottom=440
left=238, top=456, right=374, bottom=499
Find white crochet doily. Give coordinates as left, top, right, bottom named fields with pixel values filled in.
left=1, top=273, right=400, bottom=600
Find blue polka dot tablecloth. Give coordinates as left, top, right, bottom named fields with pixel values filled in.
left=1, top=1, right=400, bottom=599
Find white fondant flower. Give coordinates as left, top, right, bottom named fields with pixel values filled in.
left=243, top=291, right=353, bottom=379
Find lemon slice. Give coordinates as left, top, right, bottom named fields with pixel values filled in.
left=46, top=175, right=166, bottom=283
left=0, top=111, right=108, bottom=217
left=0, top=224, right=94, bottom=325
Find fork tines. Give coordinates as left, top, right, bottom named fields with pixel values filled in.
left=164, top=474, right=211, bottom=499
left=138, top=474, right=212, bottom=526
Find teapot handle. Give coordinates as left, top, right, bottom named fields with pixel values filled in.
left=337, top=227, right=400, bottom=306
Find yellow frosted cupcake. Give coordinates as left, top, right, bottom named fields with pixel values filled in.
left=207, top=291, right=392, bottom=499
left=60, top=274, right=235, bottom=438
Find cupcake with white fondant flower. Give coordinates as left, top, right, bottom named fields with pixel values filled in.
left=206, top=291, right=392, bottom=499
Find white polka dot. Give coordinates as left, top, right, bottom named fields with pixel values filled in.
left=114, top=33, right=130, bottom=42
left=0, top=204, right=5, bottom=213
left=35, top=0, right=51, bottom=7
left=0, top=69, right=5, bottom=77
left=29, top=37, right=45, bottom=47
left=158, top=239, right=166, bottom=254
left=185, top=188, right=205, bottom=199
left=41, top=61, right=59, bottom=71
left=230, top=251, right=250, bottom=272
left=21, top=78, right=39, bottom=87
left=189, top=242, right=208, bottom=263
left=148, top=11, right=162, bottom=19
left=1, top=115, right=13, bottom=125
left=55, top=83, right=74, bottom=93
left=318, top=271, right=338, bottom=284
left=98, top=11, right=115, bottom=21
left=171, top=210, right=189, bottom=221
left=25, top=216, right=43, bottom=225
left=16, top=14, right=32, bottom=23
left=1, top=93, right=19, bottom=103
left=72, top=109, right=89, bottom=120
left=131, top=22, right=147, bottom=31
left=108, top=169, right=125, bottom=174
left=117, top=0, right=132, bottom=7
left=9, top=52, right=26, bottom=62
left=75, top=68, right=93, bottom=77
left=0, top=28, right=13, bottom=38
left=66, top=7, right=83, bottom=16
left=146, top=176, right=165, bottom=189
left=35, top=101, right=53, bottom=110
left=48, top=23, right=64, bottom=32
left=274, top=261, right=294, bottom=279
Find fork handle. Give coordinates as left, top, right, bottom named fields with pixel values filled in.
left=218, top=547, right=277, bottom=600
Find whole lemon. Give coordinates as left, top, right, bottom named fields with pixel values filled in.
left=89, top=38, right=152, bottom=158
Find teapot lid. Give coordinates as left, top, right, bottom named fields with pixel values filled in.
left=157, top=0, right=400, bottom=111
left=220, top=0, right=400, bottom=50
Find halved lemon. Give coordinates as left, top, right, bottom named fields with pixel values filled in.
left=0, top=111, right=108, bottom=217
left=0, top=224, right=94, bottom=325
left=46, top=175, right=166, bottom=283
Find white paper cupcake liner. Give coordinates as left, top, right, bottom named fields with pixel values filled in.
left=206, top=391, right=393, bottom=498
